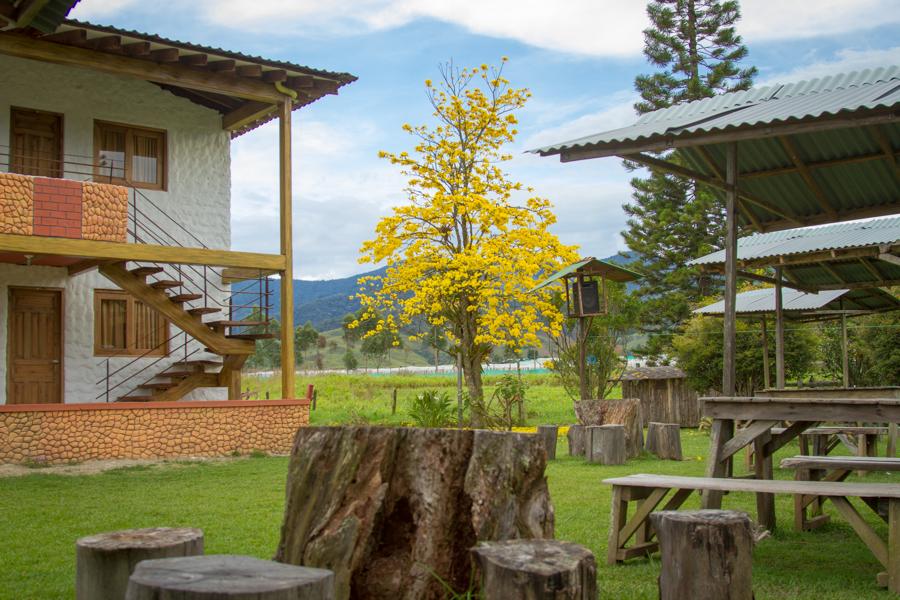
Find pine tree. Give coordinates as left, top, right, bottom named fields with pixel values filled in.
left=624, top=0, right=756, bottom=357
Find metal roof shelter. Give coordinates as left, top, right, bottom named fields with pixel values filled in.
left=533, top=64, right=900, bottom=529
left=531, top=257, right=642, bottom=291
left=694, top=287, right=900, bottom=320
left=690, top=216, right=900, bottom=290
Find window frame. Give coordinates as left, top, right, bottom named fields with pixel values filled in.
left=93, top=289, right=169, bottom=357
left=93, top=120, right=167, bottom=191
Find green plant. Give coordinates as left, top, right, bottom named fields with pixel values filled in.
left=408, top=390, right=454, bottom=428
left=481, top=374, right=527, bottom=430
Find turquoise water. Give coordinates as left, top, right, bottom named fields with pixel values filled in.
left=369, top=367, right=551, bottom=377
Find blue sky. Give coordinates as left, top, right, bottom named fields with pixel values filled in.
left=71, top=0, right=900, bottom=279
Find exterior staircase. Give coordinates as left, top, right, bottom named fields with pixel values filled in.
left=98, top=261, right=273, bottom=402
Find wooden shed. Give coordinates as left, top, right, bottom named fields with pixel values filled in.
left=620, top=366, right=701, bottom=428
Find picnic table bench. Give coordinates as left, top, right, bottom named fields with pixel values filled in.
left=799, top=426, right=887, bottom=459
left=780, top=455, right=900, bottom=532
left=604, top=473, right=900, bottom=591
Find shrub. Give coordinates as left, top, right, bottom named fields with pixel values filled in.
left=409, top=390, right=455, bottom=428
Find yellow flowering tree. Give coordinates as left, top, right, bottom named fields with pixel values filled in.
left=357, top=60, right=578, bottom=419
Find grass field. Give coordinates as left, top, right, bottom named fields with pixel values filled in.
left=0, top=374, right=893, bottom=599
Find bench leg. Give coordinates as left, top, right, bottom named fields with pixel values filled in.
left=607, top=485, right=627, bottom=566
left=831, top=496, right=890, bottom=588
left=888, top=423, right=897, bottom=458
left=703, top=418, right=733, bottom=509
left=890, top=498, right=899, bottom=593
left=754, top=432, right=776, bottom=532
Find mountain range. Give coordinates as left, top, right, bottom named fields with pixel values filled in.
left=237, top=253, right=636, bottom=332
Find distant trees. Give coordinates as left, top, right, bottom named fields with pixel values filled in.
left=821, top=312, right=900, bottom=387
left=624, top=0, right=757, bottom=358
left=356, top=60, right=577, bottom=422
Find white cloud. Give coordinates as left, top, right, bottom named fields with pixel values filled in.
left=739, top=0, right=900, bottom=42
left=521, top=91, right=638, bottom=150
left=756, top=46, right=900, bottom=84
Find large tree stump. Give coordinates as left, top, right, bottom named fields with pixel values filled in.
left=125, top=555, right=333, bottom=599
left=472, top=539, right=597, bottom=599
left=649, top=510, right=754, bottom=600
left=575, top=399, right=643, bottom=458
left=76, top=527, right=203, bottom=600
left=586, top=425, right=626, bottom=465
left=567, top=425, right=585, bottom=457
left=275, top=426, right=554, bottom=600
left=538, top=425, right=559, bottom=460
left=645, top=422, right=683, bottom=460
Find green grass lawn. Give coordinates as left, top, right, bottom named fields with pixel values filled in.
left=1, top=430, right=893, bottom=599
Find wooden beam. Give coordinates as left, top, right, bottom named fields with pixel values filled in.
left=123, top=41, right=150, bottom=56
left=0, top=34, right=285, bottom=103
left=41, top=29, right=87, bottom=44
left=67, top=258, right=109, bottom=276
left=741, top=149, right=899, bottom=180
left=179, top=53, right=208, bottom=67
left=0, top=233, right=285, bottom=270
left=819, top=261, right=847, bottom=284
left=262, top=69, right=287, bottom=83
left=814, top=279, right=900, bottom=291
left=279, top=100, right=295, bottom=399
left=222, top=100, right=276, bottom=131
left=236, top=64, right=262, bottom=78
left=858, top=257, right=886, bottom=284
left=86, top=35, right=122, bottom=52
left=723, top=143, right=738, bottom=397
left=867, top=125, right=900, bottom=183
left=737, top=269, right=818, bottom=293
left=777, top=136, right=838, bottom=218
left=878, top=252, right=900, bottom=268
left=150, top=47, right=180, bottom=63
left=775, top=266, right=785, bottom=389
left=209, top=59, right=235, bottom=72
left=13, top=0, right=49, bottom=29
left=287, top=75, right=315, bottom=89
left=556, top=110, right=899, bottom=160
left=221, top=267, right=278, bottom=284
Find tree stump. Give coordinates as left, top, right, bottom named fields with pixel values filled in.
left=645, top=422, right=683, bottom=460
left=125, top=555, right=334, bottom=599
left=649, top=510, right=753, bottom=600
left=275, top=426, right=554, bottom=600
left=575, top=399, right=643, bottom=458
left=538, top=425, right=559, bottom=460
left=472, top=539, right=597, bottom=599
left=76, top=527, right=203, bottom=600
left=586, top=425, right=625, bottom=465
left=567, top=425, right=585, bottom=457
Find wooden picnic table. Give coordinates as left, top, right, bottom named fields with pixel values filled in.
left=781, top=455, right=900, bottom=532
left=604, top=473, right=900, bottom=592
left=701, top=396, right=900, bottom=532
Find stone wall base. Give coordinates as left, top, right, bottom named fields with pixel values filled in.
left=0, top=400, right=310, bottom=464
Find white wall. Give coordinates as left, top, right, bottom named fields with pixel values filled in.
left=0, top=54, right=236, bottom=403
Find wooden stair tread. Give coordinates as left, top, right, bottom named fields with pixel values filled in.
left=188, top=307, right=221, bottom=316
left=170, top=293, right=203, bottom=303
left=171, top=359, right=223, bottom=367
left=208, top=320, right=269, bottom=328
left=116, top=395, right=155, bottom=402
left=226, top=333, right=276, bottom=340
left=138, top=383, right=174, bottom=390
left=159, top=370, right=196, bottom=378
left=130, top=266, right=164, bottom=278
left=150, top=280, right=183, bottom=290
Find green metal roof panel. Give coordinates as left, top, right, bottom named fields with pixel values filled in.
left=530, top=257, right=642, bottom=292
left=695, top=287, right=900, bottom=316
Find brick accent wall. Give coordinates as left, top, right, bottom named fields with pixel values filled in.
left=0, top=400, right=310, bottom=464
left=0, top=174, right=127, bottom=242
left=0, top=173, right=34, bottom=235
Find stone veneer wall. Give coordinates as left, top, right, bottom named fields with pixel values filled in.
left=0, top=400, right=309, bottom=464
left=0, top=173, right=127, bottom=242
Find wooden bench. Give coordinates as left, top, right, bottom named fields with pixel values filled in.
left=799, top=426, right=887, bottom=459
left=780, top=455, right=900, bottom=531
left=604, top=473, right=900, bottom=591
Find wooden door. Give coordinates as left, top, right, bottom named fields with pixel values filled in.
left=8, top=288, right=63, bottom=404
left=10, top=107, right=63, bottom=178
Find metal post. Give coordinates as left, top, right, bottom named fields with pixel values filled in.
left=105, top=359, right=110, bottom=403
left=775, top=266, right=786, bottom=389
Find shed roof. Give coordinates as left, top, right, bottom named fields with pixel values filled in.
left=530, top=257, right=642, bottom=292
left=531, top=66, right=900, bottom=232
left=621, top=366, right=686, bottom=381
left=694, top=287, right=900, bottom=320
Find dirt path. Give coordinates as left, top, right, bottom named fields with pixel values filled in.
left=0, top=456, right=243, bottom=478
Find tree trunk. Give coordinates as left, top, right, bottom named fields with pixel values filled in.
left=649, top=510, right=754, bottom=600
left=537, top=425, right=558, bottom=460
left=646, top=422, right=683, bottom=460
left=125, top=555, right=333, bottom=600
left=567, top=425, right=585, bottom=457
left=76, top=527, right=203, bottom=600
left=586, top=425, right=626, bottom=465
left=472, top=539, right=597, bottom=599
left=276, top=427, right=554, bottom=600
left=575, top=399, right=643, bottom=458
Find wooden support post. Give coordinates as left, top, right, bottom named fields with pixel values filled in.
left=391, top=388, right=397, bottom=415
left=76, top=527, right=204, bottom=600
left=650, top=510, right=754, bottom=600
left=753, top=431, right=776, bottom=532
left=889, top=498, right=899, bottom=593
left=471, top=540, right=597, bottom=600
left=279, top=100, right=295, bottom=399
left=567, top=424, right=585, bottom=457
left=577, top=313, right=590, bottom=401
left=538, top=425, right=558, bottom=460
left=125, top=555, right=334, bottom=599
left=702, top=418, right=734, bottom=509
left=774, top=266, right=785, bottom=389
left=841, top=312, right=850, bottom=388
left=889, top=423, right=897, bottom=458
left=723, top=142, right=738, bottom=397
left=761, top=316, right=770, bottom=390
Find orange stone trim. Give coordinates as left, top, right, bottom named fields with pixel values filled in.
left=82, top=181, right=128, bottom=242
left=0, top=172, right=34, bottom=235
left=0, top=398, right=310, bottom=413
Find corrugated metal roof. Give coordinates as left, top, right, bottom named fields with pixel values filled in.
left=532, top=66, right=900, bottom=155
left=621, top=366, right=686, bottom=381
left=690, top=216, right=900, bottom=265
left=530, top=256, right=642, bottom=292
left=695, top=287, right=900, bottom=316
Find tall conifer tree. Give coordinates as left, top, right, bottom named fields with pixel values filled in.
left=624, top=0, right=756, bottom=357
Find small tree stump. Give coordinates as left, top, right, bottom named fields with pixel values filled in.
left=586, top=425, right=625, bottom=465
left=645, top=422, right=682, bottom=460
left=575, top=399, right=643, bottom=458
left=649, top=510, right=753, bottom=600
left=125, top=555, right=334, bottom=599
left=567, top=425, right=585, bottom=457
left=76, top=527, right=203, bottom=600
left=472, top=539, right=597, bottom=599
left=538, top=425, right=559, bottom=460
